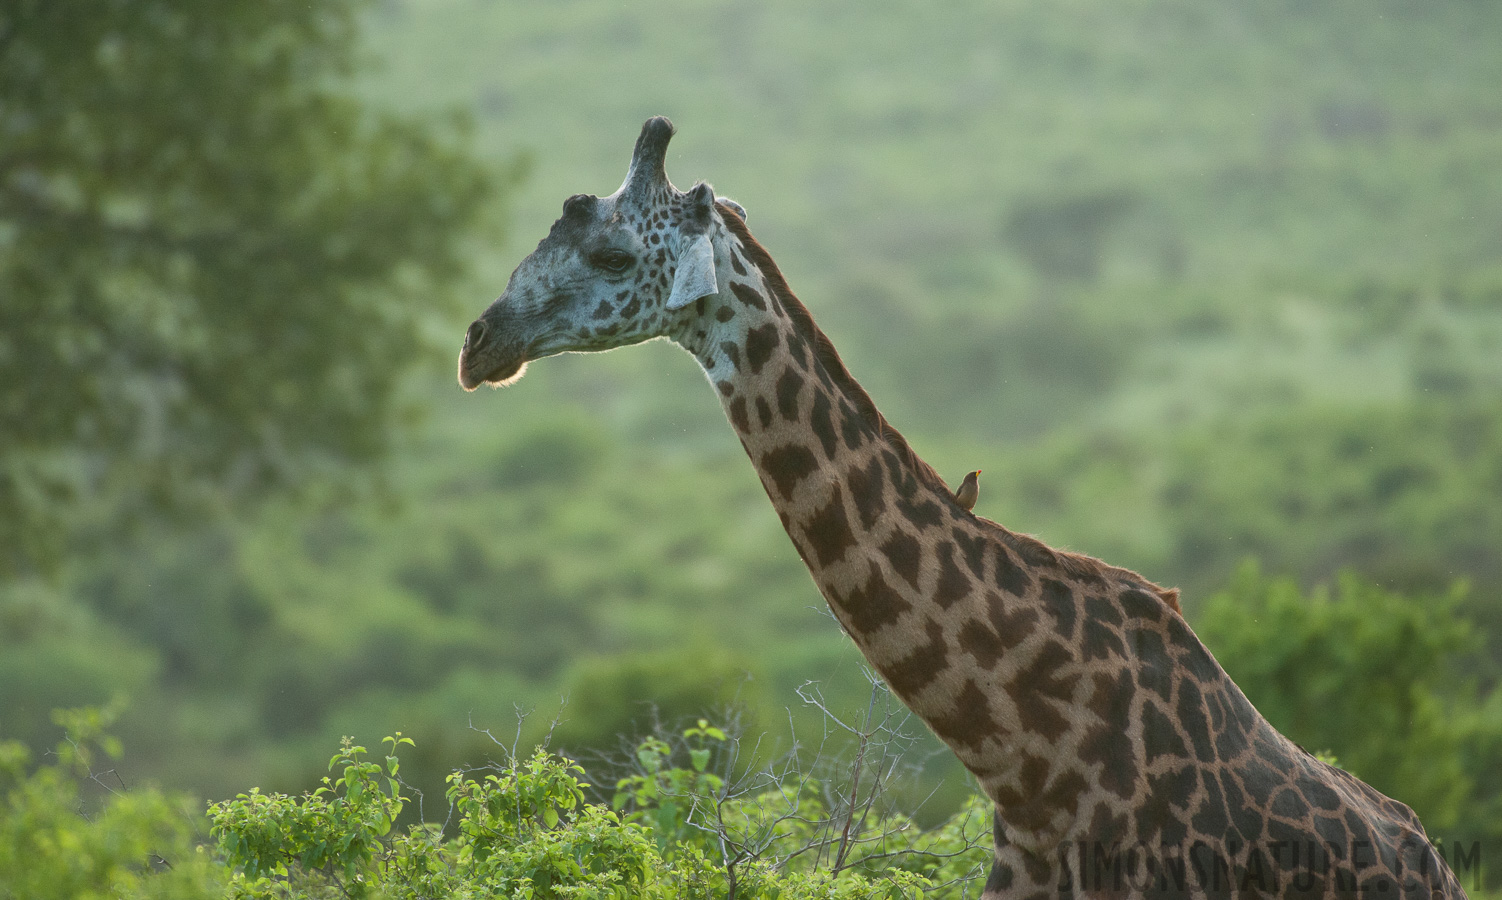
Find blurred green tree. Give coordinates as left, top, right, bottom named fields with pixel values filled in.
left=0, top=705, right=223, bottom=900
left=0, top=0, right=509, bottom=576
left=551, top=646, right=763, bottom=754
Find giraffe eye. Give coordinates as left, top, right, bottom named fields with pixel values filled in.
left=588, top=250, right=635, bottom=274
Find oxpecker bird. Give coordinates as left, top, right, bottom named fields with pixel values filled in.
left=954, top=469, right=981, bottom=511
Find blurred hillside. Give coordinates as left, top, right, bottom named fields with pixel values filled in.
left=4, top=0, right=1501, bottom=852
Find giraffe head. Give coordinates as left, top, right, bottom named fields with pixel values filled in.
left=459, top=116, right=739, bottom=390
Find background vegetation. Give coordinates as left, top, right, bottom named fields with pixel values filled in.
left=3, top=0, right=1501, bottom=893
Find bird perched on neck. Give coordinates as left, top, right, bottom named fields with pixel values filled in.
left=954, top=470, right=981, bottom=511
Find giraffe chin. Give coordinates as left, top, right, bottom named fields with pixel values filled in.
left=485, top=360, right=529, bottom=388
left=458, top=355, right=529, bottom=391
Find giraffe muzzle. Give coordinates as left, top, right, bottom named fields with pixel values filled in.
left=458, top=315, right=528, bottom=390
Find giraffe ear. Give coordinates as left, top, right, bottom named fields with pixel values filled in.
left=666, top=233, right=718, bottom=310
left=716, top=197, right=747, bottom=222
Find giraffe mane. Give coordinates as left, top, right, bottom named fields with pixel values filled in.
left=717, top=203, right=1182, bottom=614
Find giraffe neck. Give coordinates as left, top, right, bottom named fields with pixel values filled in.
left=673, top=211, right=1045, bottom=782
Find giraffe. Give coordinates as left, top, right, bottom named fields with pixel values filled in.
left=458, top=118, right=1465, bottom=899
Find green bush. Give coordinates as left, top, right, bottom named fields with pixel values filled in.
left=0, top=705, right=221, bottom=900
left=207, top=722, right=986, bottom=899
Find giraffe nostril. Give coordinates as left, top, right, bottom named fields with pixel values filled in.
left=465, top=319, right=489, bottom=351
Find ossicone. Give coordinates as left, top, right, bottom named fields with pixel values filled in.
left=562, top=193, right=598, bottom=220
left=622, top=116, right=676, bottom=199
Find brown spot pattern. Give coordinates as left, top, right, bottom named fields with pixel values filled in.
left=745, top=324, right=779, bottom=374
left=881, top=529, right=923, bottom=589
left=775, top=368, right=804, bottom=420
left=996, top=754, right=1088, bottom=834
left=802, top=485, right=856, bottom=567
left=958, top=619, right=1002, bottom=668
left=883, top=618, right=949, bottom=698
left=929, top=678, right=999, bottom=753
left=730, top=279, right=765, bottom=310
left=1079, top=670, right=1137, bottom=799
left=809, top=391, right=837, bottom=458
left=1004, top=640, right=1078, bottom=741
left=761, top=444, right=819, bottom=500
left=840, top=560, right=913, bottom=633
left=933, top=542, right=972, bottom=609
left=728, top=397, right=750, bottom=433
left=846, top=457, right=887, bottom=530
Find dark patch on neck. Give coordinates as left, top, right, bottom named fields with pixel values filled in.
left=882, top=618, right=948, bottom=698
left=1087, top=799, right=1129, bottom=847
left=745, top=323, right=779, bottom=374
left=987, top=591, right=1039, bottom=648
left=1191, top=766, right=1229, bottom=830
left=1138, top=770, right=1195, bottom=849
left=1080, top=670, right=1137, bottom=798
left=840, top=559, right=913, bottom=633
left=928, top=678, right=1000, bottom=753
left=761, top=444, right=819, bottom=499
left=775, top=368, right=804, bottom=421
left=730, top=280, right=767, bottom=311
left=953, top=528, right=987, bottom=580
left=802, top=484, right=857, bottom=567
left=881, top=529, right=923, bottom=590
left=785, top=331, right=810, bottom=370
left=1039, top=578, right=1078, bottom=642
left=1133, top=629, right=1173, bottom=701
left=1080, top=617, right=1125, bottom=662
left=958, top=619, right=1002, bottom=668
left=837, top=400, right=868, bottom=450
left=1221, top=770, right=1263, bottom=841
left=883, top=449, right=919, bottom=498
left=1083, top=594, right=1123, bottom=627
left=993, top=544, right=1033, bottom=596
left=1119, top=589, right=1163, bottom=623
left=845, top=456, right=887, bottom=531
left=895, top=495, right=944, bottom=529
left=809, top=391, right=837, bottom=458
left=982, top=853, right=1014, bottom=894
left=728, top=396, right=750, bottom=433
left=995, top=757, right=1089, bottom=841
left=933, top=541, right=972, bottom=608
left=1213, top=698, right=1251, bottom=761
left=1004, top=639, right=1078, bottom=741
left=1141, top=703, right=1189, bottom=765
